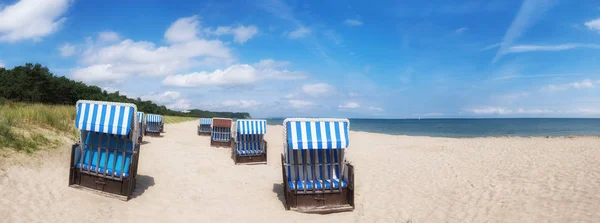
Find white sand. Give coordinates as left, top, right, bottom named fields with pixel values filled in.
left=1, top=120, right=599, bottom=222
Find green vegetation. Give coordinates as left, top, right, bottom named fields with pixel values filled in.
left=0, top=102, right=77, bottom=154
left=0, top=63, right=251, bottom=119
left=163, top=116, right=198, bottom=124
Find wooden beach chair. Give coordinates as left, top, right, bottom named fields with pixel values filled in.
left=280, top=118, right=355, bottom=213
left=145, top=114, right=162, bottom=137
left=137, top=111, right=145, bottom=142
left=68, top=100, right=141, bottom=201
left=197, top=118, right=212, bottom=136
left=210, top=118, right=232, bottom=147
left=232, top=119, right=267, bottom=164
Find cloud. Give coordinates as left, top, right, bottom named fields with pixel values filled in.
left=455, top=27, right=468, bottom=34
left=163, top=62, right=306, bottom=87
left=222, top=100, right=261, bottom=108
left=339, top=102, right=360, bottom=109
left=287, top=27, right=311, bottom=39
left=141, top=91, right=190, bottom=110
left=506, top=44, right=600, bottom=53
left=70, top=16, right=235, bottom=84
left=254, top=59, right=290, bottom=69
left=164, top=15, right=200, bottom=44
left=585, top=18, right=600, bottom=33
left=0, top=0, right=71, bottom=42
left=58, top=43, right=76, bottom=57
left=71, top=64, right=127, bottom=84
left=540, top=79, right=595, bottom=92
left=464, top=107, right=600, bottom=116
left=463, top=107, right=514, bottom=115
left=344, top=19, right=363, bottom=26
left=98, top=31, right=120, bottom=43
left=493, top=0, right=557, bottom=63
left=422, top=112, right=444, bottom=117
left=0, top=60, right=4, bottom=68
left=205, top=25, right=259, bottom=44
left=302, top=83, right=334, bottom=97
left=288, top=100, right=314, bottom=108
left=369, top=106, right=384, bottom=112
left=495, top=92, right=530, bottom=101
left=167, top=99, right=192, bottom=110
left=481, top=43, right=501, bottom=51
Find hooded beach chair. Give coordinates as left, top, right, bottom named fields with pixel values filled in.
left=145, top=114, right=163, bottom=137
left=211, top=118, right=232, bottom=147
left=68, top=100, right=141, bottom=200
left=197, top=118, right=212, bottom=136
left=280, top=118, right=355, bottom=213
left=232, top=119, right=267, bottom=164
left=137, top=111, right=145, bottom=142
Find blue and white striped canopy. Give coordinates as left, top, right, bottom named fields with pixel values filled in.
left=137, top=112, right=144, bottom=123
left=75, top=100, right=137, bottom=136
left=284, top=118, right=350, bottom=150
left=237, top=119, right=267, bottom=135
left=200, top=118, right=212, bottom=125
left=146, top=114, right=162, bottom=123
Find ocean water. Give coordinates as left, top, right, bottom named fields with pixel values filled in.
left=266, top=118, right=600, bottom=137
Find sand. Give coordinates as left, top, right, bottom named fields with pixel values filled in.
left=1, top=120, right=599, bottom=222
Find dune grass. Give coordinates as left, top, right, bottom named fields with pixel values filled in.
left=0, top=102, right=77, bottom=154
left=163, top=115, right=197, bottom=124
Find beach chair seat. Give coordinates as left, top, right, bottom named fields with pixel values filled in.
left=210, top=118, right=232, bottom=147
left=232, top=119, right=267, bottom=164
left=281, top=118, right=354, bottom=213
left=68, top=100, right=141, bottom=201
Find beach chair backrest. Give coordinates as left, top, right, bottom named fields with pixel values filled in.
left=212, top=118, right=232, bottom=142
left=236, top=119, right=267, bottom=154
left=283, top=118, right=350, bottom=189
left=74, top=100, right=138, bottom=180
left=137, top=112, right=144, bottom=135
left=146, top=114, right=162, bottom=132
left=199, top=118, right=212, bottom=132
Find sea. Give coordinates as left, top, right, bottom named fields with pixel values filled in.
left=266, top=118, right=600, bottom=138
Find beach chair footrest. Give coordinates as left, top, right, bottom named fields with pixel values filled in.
left=211, top=140, right=231, bottom=148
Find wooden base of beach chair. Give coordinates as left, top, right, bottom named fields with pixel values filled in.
left=198, top=132, right=211, bottom=136
left=145, top=131, right=161, bottom=137
left=280, top=155, right=355, bottom=214
left=68, top=144, right=140, bottom=201
left=211, top=140, right=231, bottom=148
left=232, top=141, right=268, bottom=165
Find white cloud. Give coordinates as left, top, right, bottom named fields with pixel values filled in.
left=493, top=0, right=557, bottom=63
left=0, top=61, right=4, bottom=68
left=0, top=0, right=70, bottom=42
left=339, top=102, right=360, bottom=109
left=495, top=92, right=530, bottom=101
left=481, top=43, right=501, bottom=51
left=164, top=15, right=200, bottom=44
left=585, top=18, right=600, bottom=33
left=59, top=43, right=76, bottom=57
left=205, top=24, right=259, bottom=44
left=369, top=106, right=384, bottom=112
left=506, top=43, right=600, bottom=53
left=344, top=19, right=363, bottom=26
left=464, top=107, right=514, bottom=115
left=287, top=27, right=311, bottom=39
left=302, top=83, right=334, bottom=97
left=98, top=31, right=120, bottom=43
left=167, top=99, right=191, bottom=110
left=288, top=100, right=314, bottom=108
left=422, top=112, right=444, bottom=117
left=254, top=59, right=291, bottom=69
left=222, top=100, right=261, bottom=108
left=455, top=27, right=468, bottom=34
left=540, top=79, right=595, bottom=92
left=464, top=107, right=600, bottom=116
left=141, top=91, right=190, bottom=110
left=70, top=16, right=235, bottom=84
left=71, top=64, right=127, bottom=84
left=163, top=64, right=256, bottom=87
left=284, top=93, right=296, bottom=99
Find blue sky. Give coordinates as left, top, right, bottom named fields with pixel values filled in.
left=1, top=0, right=600, bottom=118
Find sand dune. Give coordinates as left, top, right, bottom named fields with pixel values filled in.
left=1, top=121, right=599, bottom=222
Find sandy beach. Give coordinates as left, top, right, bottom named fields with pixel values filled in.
left=1, top=120, right=599, bottom=222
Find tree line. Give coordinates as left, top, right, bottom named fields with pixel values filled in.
left=0, top=63, right=250, bottom=119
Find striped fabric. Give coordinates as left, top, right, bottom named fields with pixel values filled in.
left=75, top=100, right=137, bottom=136
left=283, top=118, right=350, bottom=191
left=137, top=112, right=144, bottom=137
left=199, top=118, right=212, bottom=125
left=146, top=114, right=162, bottom=123
left=212, top=127, right=231, bottom=142
left=284, top=118, right=350, bottom=150
left=236, top=119, right=267, bottom=135
left=137, top=112, right=144, bottom=123
left=236, top=134, right=264, bottom=155
left=77, top=132, right=134, bottom=178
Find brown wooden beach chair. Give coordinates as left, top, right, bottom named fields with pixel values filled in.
left=232, top=119, right=267, bottom=164
left=68, top=100, right=141, bottom=201
left=280, top=118, right=355, bottom=213
left=210, top=118, right=232, bottom=147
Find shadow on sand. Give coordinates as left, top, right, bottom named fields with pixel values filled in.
left=131, top=174, right=155, bottom=199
